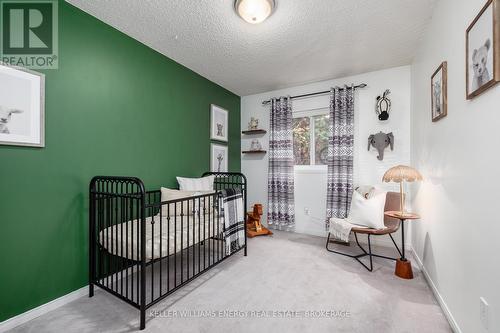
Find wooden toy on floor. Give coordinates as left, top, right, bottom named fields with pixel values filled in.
left=246, top=204, right=273, bottom=238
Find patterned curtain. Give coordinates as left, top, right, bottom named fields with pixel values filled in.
left=267, top=97, right=295, bottom=230
left=326, top=87, right=354, bottom=224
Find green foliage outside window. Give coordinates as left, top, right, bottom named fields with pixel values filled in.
left=293, top=114, right=329, bottom=165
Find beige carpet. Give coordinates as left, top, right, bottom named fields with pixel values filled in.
left=10, top=231, right=451, bottom=333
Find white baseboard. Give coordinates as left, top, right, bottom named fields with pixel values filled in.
left=410, top=247, right=462, bottom=333
left=0, top=285, right=90, bottom=332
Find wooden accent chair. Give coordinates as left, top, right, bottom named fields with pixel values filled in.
left=326, top=192, right=403, bottom=271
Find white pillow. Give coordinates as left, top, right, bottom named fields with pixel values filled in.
left=191, top=191, right=216, bottom=215
left=177, top=175, right=215, bottom=191
left=160, top=188, right=213, bottom=216
left=347, top=190, right=387, bottom=230
left=161, top=188, right=196, bottom=216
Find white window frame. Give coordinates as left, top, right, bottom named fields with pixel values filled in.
left=292, top=107, right=329, bottom=166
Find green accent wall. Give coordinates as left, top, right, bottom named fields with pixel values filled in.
left=0, top=1, right=240, bottom=322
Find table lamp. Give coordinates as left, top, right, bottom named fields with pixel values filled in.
left=382, top=165, right=423, bottom=216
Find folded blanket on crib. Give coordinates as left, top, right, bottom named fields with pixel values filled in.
left=221, top=188, right=245, bottom=255
left=329, top=217, right=354, bottom=243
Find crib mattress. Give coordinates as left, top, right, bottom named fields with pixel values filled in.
left=99, top=214, right=224, bottom=261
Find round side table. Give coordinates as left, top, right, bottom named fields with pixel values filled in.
left=384, top=211, right=420, bottom=279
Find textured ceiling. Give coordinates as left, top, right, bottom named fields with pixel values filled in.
left=66, top=0, right=437, bottom=96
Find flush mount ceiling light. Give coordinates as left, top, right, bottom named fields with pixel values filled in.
left=234, top=0, right=275, bottom=24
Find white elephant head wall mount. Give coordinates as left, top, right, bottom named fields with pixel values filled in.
left=368, top=131, right=394, bottom=161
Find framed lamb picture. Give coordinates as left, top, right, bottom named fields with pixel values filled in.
left=210, top=104, right=228, bottom=142
left=466, top=0, right=500, bottom=99
left=431, top=62, right=448, bottom=122
left=0, top=63, right=45, bottom=147
left=210, top=143, right=228, bottom=172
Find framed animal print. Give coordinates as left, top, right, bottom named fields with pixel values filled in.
left=0, top=62, right=45, bottom=147
left=466, top=0, right=500, bottom=99
left=210, top=104, right=228, bottom=142
left=431, top=62, right=447, bottom=122
left=210, top=143, right=228, bottom=172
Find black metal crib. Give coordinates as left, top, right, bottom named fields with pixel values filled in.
left=88, top=172, right=247, bottom=330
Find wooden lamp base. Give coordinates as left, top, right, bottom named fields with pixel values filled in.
left=395, top=259, right=413, bottom=279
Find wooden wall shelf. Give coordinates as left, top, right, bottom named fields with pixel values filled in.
left=242, top=129, right=267, bottom=135
left=242, top=150, right=267, bottom=154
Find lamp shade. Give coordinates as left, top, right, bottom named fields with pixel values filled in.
left=382, top=165, right=423, bottom=183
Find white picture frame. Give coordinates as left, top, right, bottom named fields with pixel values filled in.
left=210, top=104, right=228, bottom=142
left=210, top=143, right=228, bottom=172
left=0, top=62, right=45, bottom=147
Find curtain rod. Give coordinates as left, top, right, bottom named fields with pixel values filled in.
left=261, top=83, right=367, bottom=105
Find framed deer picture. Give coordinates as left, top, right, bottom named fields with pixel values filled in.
left=0, top=62, right=45, bottom=147
left=210, top=143, right=228, bottom=172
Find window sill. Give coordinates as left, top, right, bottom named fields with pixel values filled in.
left=294, top=165, right=327, bottom=174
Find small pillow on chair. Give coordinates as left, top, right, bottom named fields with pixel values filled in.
left=348, top=190, right=387, bottom=230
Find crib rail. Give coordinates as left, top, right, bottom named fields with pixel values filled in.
left=89, top=176, right=146, bottom=315
left=89, top=172, right=247, bottom=330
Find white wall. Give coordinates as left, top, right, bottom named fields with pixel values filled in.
left=411, top=0, right=500, bottom=332
left=241, top=66, right=411, bottom=245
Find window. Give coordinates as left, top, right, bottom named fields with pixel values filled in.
left=292, top=117, right=310, bottom=165
left=292, top=111, right=329, bottom=165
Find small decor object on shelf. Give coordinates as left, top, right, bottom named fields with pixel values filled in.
left=375, top=89, right=391, bottom=121
left=368, top=132, right=394, bottom=161
left=210, top=104, right=228, bottom=142
left=466, top=0, right=500, bottom=99
left=246, top=204, right=273, bottom=238
left=210, top=143, right=228, bottom=172
left=0, top=63, right=45, bottom=147
left=431, top=61, right=448, bottom=122
left=250, top=139, right=262, bottom=151
left=248, top=117, right=259, bottom=130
